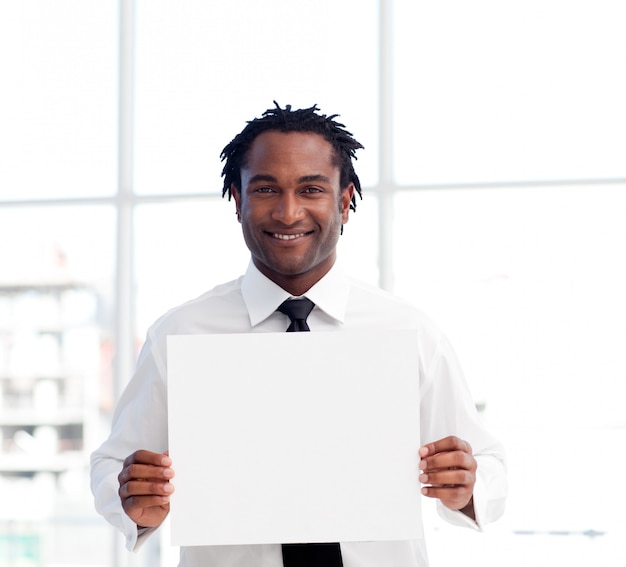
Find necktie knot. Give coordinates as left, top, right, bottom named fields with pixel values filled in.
left=277, top=298, right=315, bottom=332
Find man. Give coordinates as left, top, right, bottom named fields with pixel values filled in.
left=91, top=103, right=507, bottom=566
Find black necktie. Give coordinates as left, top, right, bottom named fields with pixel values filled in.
left=277, top=298, right=343, bottom=567
left=277, top=297, right=315, bottom=332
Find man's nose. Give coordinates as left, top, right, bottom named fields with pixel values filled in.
left=271, top=193, right=304, bottom=224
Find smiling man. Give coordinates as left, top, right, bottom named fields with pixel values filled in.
left=91, top=103, right=507, bottom=567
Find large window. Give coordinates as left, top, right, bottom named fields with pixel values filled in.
left=1, top=1, right=625, bottom=566
left=393, top=0, right=626, bottom=185
left=0, top=2, right=117, bottom=201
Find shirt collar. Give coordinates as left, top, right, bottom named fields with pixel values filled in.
left=241, top=260, right=349, bottom=327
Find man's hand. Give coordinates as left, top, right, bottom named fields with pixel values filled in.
left=118, top=450, right=174, bottom=529
left=419, top=436, right=477, bottom=520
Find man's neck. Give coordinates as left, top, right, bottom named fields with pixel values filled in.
left=253, top=257, right=336, bottom=297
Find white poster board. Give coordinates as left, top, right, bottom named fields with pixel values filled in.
left=167, top=329, right=421, bottom=547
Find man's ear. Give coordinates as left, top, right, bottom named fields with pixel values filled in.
left=231, top=184, right=242, bottom=222
left=340, top=183, right=355, bottom=224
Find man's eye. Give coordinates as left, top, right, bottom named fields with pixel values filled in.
left=254, top=186, right=273, bottom=193
left=303, top=186, right=322, bottom=193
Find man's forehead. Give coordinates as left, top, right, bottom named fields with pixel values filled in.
left=250, top=129, right=330, bottom=149
left=242, top=130, right=339, bottom=172
left=250, top=128, right=331, bottom=151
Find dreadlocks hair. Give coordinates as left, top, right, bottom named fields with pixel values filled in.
left=220, top=102, right=364, bottom=211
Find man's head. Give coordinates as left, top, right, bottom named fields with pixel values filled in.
left=220, top=102, right=364, bottom=210
left=221, top=103, right=364, bottom=295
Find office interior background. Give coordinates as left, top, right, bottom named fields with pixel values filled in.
left=1, top=0, right=625, bottom=565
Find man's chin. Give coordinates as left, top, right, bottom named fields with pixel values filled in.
left=257, top=257, right=321, bottom=280
left=270, top=262, right=309, bottom=278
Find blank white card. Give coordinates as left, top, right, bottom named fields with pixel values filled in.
left=167, top=329, right=421, bottom=547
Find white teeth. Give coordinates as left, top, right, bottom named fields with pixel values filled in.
left=273, top=233, right=305, bottom=240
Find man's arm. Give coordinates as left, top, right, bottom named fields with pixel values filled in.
left=418, top=329, right=507, bottom=529
left=90, top=330, right=171, bottom=549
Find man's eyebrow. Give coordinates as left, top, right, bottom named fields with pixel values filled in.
left=298, top=174, right=332, bottom=184
left=247, top=174, right=278, bottom=185
left=246, top=174, right=332, bottom=185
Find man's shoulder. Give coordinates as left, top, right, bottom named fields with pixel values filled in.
left=150, top=276, right=246, bottom=334
left=346, top=278, right=451, bottom=364
left=347, top=277, right=439, bottom=329
left=348, top=276, right=422, bottom=312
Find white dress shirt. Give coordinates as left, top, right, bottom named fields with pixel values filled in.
left=91, top=260, right=507, bottom=567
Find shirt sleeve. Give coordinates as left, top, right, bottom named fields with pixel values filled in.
left=419, top=333, right=508, bottom=530
left=90, top=329, right=169, bottom=550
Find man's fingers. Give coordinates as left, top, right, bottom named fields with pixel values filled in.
left=419, top=450, right=476, bottom=475
left=419, top=468, right=474, bottom=487
left=116, top=450, right=174, bottom=529
left=119, top=479, right=173, bottom=528
left=121, top=495, right=171, bottom=528
left=123, top=494, right=171, bottom=511
left=119, top=479, right=174, bottom=499
left=123, top=450, right=172, bottom=469
left=420, top=484, right=473, bottom=508
left=119, top=449, right=173, bottom=486
left=418, top=436, right=477, bottom=515
left=419, top=435, right=472, bottom=458
left=119, top=461, right=174, bottom=482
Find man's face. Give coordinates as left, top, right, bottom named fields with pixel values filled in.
left=232, top=130, right=353, bottom=294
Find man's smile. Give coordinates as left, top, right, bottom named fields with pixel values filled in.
left=268, top=231, right=313, bottom=241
